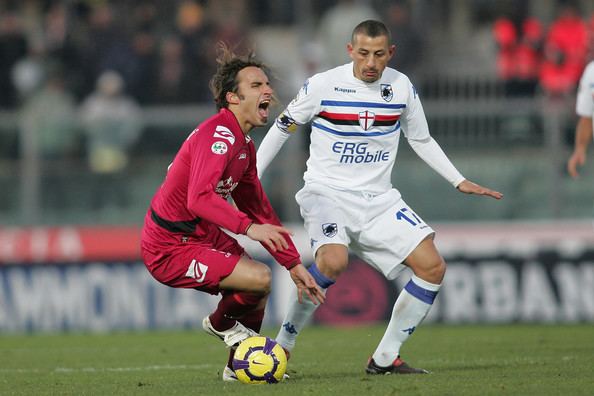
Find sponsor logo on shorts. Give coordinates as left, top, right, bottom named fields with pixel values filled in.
left=211, top=141, right=228, bottom=154
left=322, top=223, right=338, bottom=238
left=185, top=259, right=208, bottom=283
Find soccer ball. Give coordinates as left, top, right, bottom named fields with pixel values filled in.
left=232, top=336, right=287, bottom=384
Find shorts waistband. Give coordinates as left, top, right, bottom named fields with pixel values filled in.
left=151, top=209, right=200, bottom=234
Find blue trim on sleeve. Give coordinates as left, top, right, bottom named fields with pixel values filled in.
left=404, top=279, right=438, bottom=304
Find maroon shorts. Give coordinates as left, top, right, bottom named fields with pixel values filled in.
left=141, top=232, right=246, bottom=295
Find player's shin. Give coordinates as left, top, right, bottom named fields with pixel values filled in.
left=275, top=263, right=333, bottom=352
left=372, top=274, right=440, bottom=367
left=210, top=291, right=265, bottom=331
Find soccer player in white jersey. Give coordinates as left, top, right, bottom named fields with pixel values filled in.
left=257, top=20, right=503, bottom=374
left=568, top=61, right=594, bottom=178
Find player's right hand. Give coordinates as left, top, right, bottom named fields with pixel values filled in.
left=246, top=223, right=292, bottom=252
left=567, top=150, right=586, bottom=179
left=289, top=263, right=325, bottom=305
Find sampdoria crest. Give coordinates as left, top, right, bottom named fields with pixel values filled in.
left=380, top=84, right=393, bottom=102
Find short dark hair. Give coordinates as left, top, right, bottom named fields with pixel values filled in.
left=209, top=42, right=268, bottom=110
left=351, top=20, right=391, bottom=43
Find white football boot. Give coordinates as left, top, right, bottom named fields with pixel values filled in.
left=222, top=365, right=238, bottom=382
left=202, top=316, right=259, bottom=348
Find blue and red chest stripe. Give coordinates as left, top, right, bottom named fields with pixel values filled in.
left=318, top=111, right=400, bottom=126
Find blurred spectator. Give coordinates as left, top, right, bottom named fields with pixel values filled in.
left=207, top=0, right=252, bottom=52
left=0, top=10, right=28, bottom=108
left=317, top=0, right=379, bottom=68
left=128, top=29, right=160, bottom=104
left=79, top=3, right=133, bottom=97
left=19, top=64, right=79, bottom=209
left=493, top=5, right=543, bottom=96
left=539, top=1, right=588, bottom=97
left=11, top=39, right=46, bottom=102
left=80, top=70, right=142, bottom=209
left=43, top=2, right=87, bottom=100
left=384, top=1, right=423, bottom=79
left=156, top=35, right=186, bottom=104
left=175, top=0, right=216, bottom=103
left=20, top=64, right=79, bottom=159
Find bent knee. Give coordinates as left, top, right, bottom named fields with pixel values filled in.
left=252, top=264, right=272, bottom=295
left=316, top=245, right=349, bottom=279
left=418, top=257, right=446, bottom=284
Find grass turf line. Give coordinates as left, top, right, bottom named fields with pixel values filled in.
left=0, top=324, right=592, bottom=395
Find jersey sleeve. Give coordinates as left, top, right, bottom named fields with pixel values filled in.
left=186, top=129, right=252, bottom=235
left=400, top=78, right=431, bottom=140
left=232, top=143, right=301, bottom=269
left=576, top=61, right=594, bottom=118
left=278, top=75, right=324, bottom=129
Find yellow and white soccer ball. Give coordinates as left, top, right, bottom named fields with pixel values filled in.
left=232, top=336, right=287, bottom=384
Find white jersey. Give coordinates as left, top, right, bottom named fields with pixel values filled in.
left=276, top=62, right=430, bottom=194
left=576, top=61, right=594, bottom=118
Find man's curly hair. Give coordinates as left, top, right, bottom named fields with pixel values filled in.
left=209, top=42, right=269, bottom=110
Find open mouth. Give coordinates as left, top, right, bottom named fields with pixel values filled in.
left=258, top=99, right=270, bottom=119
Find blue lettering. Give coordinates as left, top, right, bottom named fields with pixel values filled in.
left=332, top=142, right=343, bottom=153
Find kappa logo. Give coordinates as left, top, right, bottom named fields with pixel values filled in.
left=381, top=83, right=393, bottom=102
left=213, top=125, right=235, bottom=145
left=322, top=223, right=338, bottom=238
left=211, top=141, right=228, bottom=155
left=282, top=322, right=298, bottom=335
left=185, top=259, right=208, bottom=283
left=402, top=326, right=416, bottom=335
left=238, top=153, right=247, bottom=160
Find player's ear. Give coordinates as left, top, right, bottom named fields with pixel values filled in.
left=388, top=44, right=396, bottom=59
left=347, top=42, right=354, bottom=56
left=226, top=91, right=240, bottom=105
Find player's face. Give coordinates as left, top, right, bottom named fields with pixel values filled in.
left=232, top=66, right=273, bottom=132
left=348, top=33, right=394, bottom=83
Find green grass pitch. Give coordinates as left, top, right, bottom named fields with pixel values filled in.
left=1, top=324, right=592, bottom=395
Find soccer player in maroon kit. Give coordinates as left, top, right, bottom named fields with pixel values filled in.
left=141, top=44, right=325, bottom=381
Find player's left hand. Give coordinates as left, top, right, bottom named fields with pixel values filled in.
left=456, top=180, right=503, bottom=200
left=289, top=264, right=325, bottom=305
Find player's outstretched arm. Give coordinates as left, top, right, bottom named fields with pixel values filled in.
left=456, top=180, right=503, bottom=200
left=289, top=264, right=325, bottom=305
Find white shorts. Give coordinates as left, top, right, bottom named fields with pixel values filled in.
left=296, top=184, right=435, bottom=280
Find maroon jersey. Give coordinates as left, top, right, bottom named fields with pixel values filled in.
left=142, top=108, right=300, bottom=269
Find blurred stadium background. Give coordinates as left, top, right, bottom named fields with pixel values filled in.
left=1, top=0, right=594, bottom=334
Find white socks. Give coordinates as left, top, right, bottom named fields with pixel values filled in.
left=275, top=291, right=323, bottom=351
left=372, top=274, right=441, bottom=366
left=276, top=263, right=332, bottom=351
